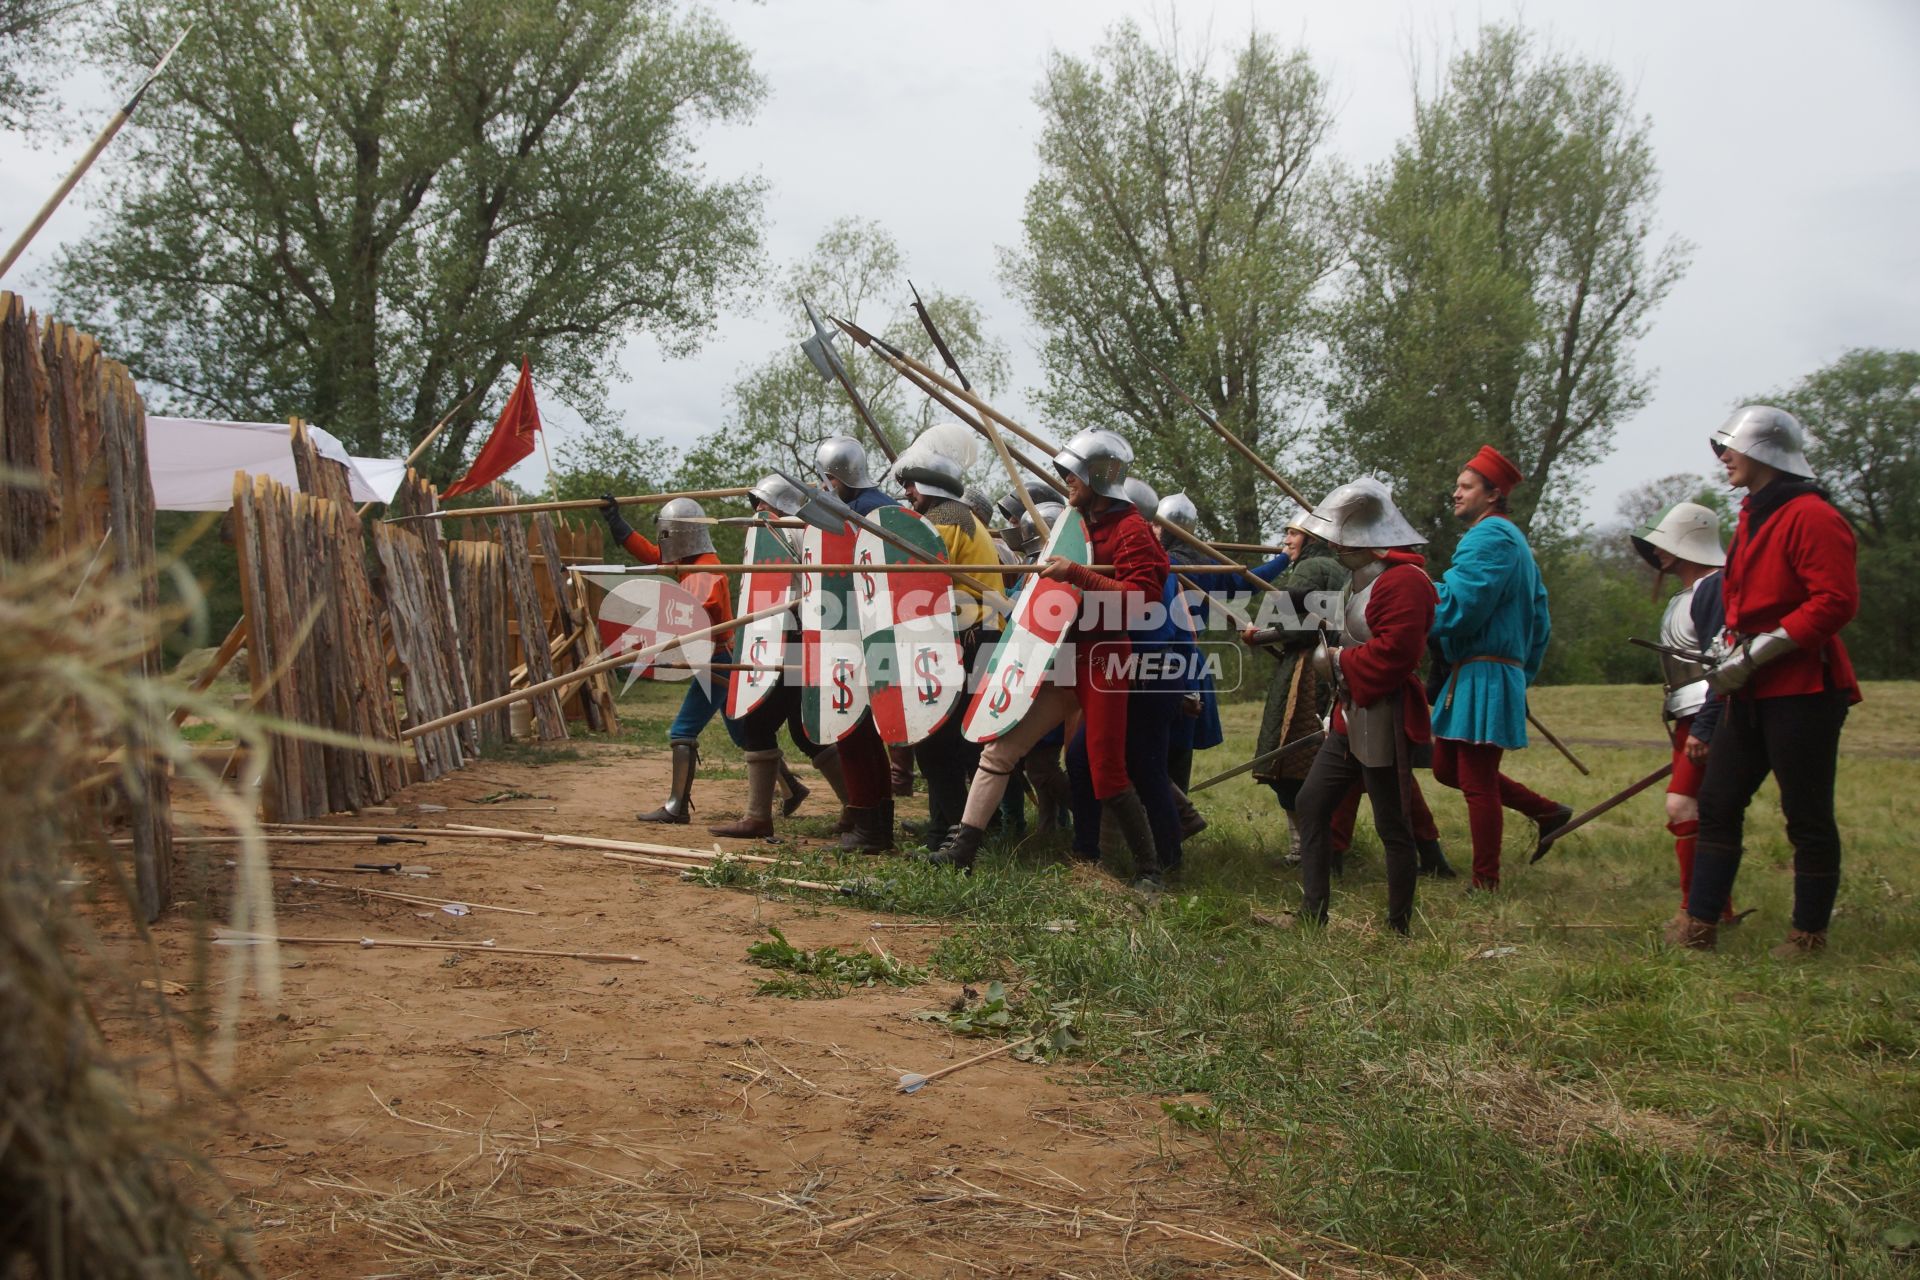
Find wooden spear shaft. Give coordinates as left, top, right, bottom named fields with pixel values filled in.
left=388, top=487, right=754, bottom=523
left=1139, top=351, right=1312, bottom=509
left=400, top=598, right=793, bottom=741
left=581, top=562, right=1111, bottom=575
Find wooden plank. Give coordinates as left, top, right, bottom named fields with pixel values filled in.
left=494, top=497, right=566, bottom=740
left=533, top=511, right=605, bottom=731
left=0, top=294, right=54, bottom=559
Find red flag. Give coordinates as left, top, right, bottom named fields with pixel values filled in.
left=443, top=359, right=542, bottom=498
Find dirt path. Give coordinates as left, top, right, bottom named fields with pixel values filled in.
left=147, top=743, right=1389, bottom=1278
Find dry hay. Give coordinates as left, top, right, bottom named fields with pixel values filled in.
left=1395, top=1054, right=1720, bottom=1155
left=263, top=1097, right=1417, bottom=1279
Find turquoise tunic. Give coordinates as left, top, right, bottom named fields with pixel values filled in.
left=1429, top=516, right=1551, bottom=750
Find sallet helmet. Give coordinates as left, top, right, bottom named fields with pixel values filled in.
left=1016, top=501, right=1067, bottom=557
left=815, top=435, right=874, bottom=489
left=655, top=497, right=716, bottom=561
left=1156, top=492, right=1199, bottom=532
left=1052, top=428, right=1132, bottom=500
left=1631, top=501, right=1726, bottom=569
left=1122, top=476, right=1159, bottom=513
left=1297, top=477, right=1425, bottom=549
left=995, top=479, right=1060, bottom=526
left=748, top=472, right=809, bottom=517
left=895, top=452, right=966, bottom=503
left=1711, top=405, right=1814, bottom=479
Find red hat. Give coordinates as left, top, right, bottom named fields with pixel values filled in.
left=1465, top=444, right=1524, bottom=496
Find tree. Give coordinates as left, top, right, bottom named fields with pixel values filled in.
left=680, top=218, right=1010, bottom=492
left=1752, top=348, right=1920, bottom=678
left=52, top=0, right=766, bottom=479
left=1613, top=472, right=1733, bottom=540
left=0, top=0, right=70, bottom=129
left=1001, top=20, right=1341, bottom=542
left=1753, top=348, right=1920, bottom=546
left=1322, top=23, right=1689, bottom=558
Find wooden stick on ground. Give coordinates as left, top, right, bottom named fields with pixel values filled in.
left=214, top=930, right=645, bottom=964
left=288, top=876, right=538, bottom=916
left=600, top=851, right=845, bottom=895
left=444, top=823, right=784, bottom=867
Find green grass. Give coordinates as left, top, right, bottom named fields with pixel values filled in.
left=587, top=679, right=1920, bottom=1277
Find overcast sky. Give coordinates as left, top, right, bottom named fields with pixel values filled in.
left=2, top=0, right=1915, bottom=528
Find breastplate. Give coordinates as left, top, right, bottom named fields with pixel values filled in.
left=1339, top=563, right=1397, bottom=768
left=1658, top=585, right=1710, bottom=720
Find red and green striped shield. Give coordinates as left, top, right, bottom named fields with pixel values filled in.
left=854, top=505, right=961, bottom=746
left=725, top=522, right=797, bottom=719
left=800, top=518, right=868, bottom=743
left=962, top=509, right=1088, bottom=744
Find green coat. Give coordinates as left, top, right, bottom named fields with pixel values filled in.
left=1252, top=553, right=1349, bottom=778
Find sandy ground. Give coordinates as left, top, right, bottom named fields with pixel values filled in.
left=139, top=741, right=1377, bottom=1279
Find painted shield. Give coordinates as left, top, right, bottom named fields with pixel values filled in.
left=800, top=519, right=869, bottom=743
left=854, top=505, right=962, bottom=746
left=726, top=523, right=798, bottom=719
left=961, top=509, right=1089, bottom=744
left=589, top=573, right=714, bottom=680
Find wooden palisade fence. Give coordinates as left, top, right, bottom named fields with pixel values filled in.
left=0, top=292, right=173, bottom=919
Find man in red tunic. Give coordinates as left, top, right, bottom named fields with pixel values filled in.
left=1667, top=406, right=1860, bottom=956
left=1294, top=478, right=1438, bottom=935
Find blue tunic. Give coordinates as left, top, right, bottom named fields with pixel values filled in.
left=1429, top=516, right=1551, bottom=750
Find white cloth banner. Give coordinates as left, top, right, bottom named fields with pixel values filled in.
left=145, top=416, right=405, bottom=510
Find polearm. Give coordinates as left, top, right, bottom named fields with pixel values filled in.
left=834, top=315, right=1284, bottom=607
left=1526, top=707, right=1591, bottom=776
left=1530, top=761, right=1673, bottom=862
left=400, top=598, right=795, bottom=741
left=385, top=488, right=754, bottom=523
left=1137, top=349, right=1311, bottom=510
left=800, top=294, right=897, bottom=463
left=1190, top=730, right=1327, bottom=793
left=581, top=562, right=1113, bottom=575
left=905, top=285, right=1051, bottom=544
left=0, top=26, right=193, bottom=280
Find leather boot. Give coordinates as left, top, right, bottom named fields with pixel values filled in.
left=839, top=800, right=896, bottom=854
left=1534, top=802, right=1574, bottom=852
left=1770, top=928, right=1826, bottom=959
left=922, top=822, right=986, bottom=873
left=710, top=749, right=779, bottom=839
left=809, top=745, right=849, bottom=804
left=1172, top=785, right=1207, bottom=839
left=1417, top=837, right=1459, bottom=879
left=1662, top=910, right=1717, bottom=951
left=1282, top=811, right=1304, bottom=867
left=1105, top=788, right=1161, bottom=890
left=637, top=739, right=698, bottom=823
left=888, top=744, right=915, bottom=798
left=1024, top=751, right=1072, bottom=837
left=776, top=758, right=809, bottom=818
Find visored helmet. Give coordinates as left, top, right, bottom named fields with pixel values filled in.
left=1053, top=428, right=1132, bottom=500
left=1015, top=501, right=1066, bottom=557
left=748, top=472, right=809, bottom=517
left=655, top=497, right=716, bottom=560
left=1156, top=492, right=1199, bottom=532
left=896, top=452, right=966, bottom=502
left=995, top=479, right=1060, bottom=526
left=815, top=434, right=874, bottom=489
left=1631, top=501, right=1726, bottom=569
left=1297, top=477, right=1424, bottom=549
left=1122, top=476, right=1159, bottom=513
left=1711, top=405, right=1813, bottom=479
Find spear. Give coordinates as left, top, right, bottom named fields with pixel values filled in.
left=1530, top=762, right=1672, bottom=862
left=1189, top=730, right=1328, bottom=794
left=799, top=294, right=897, bottom=462
left=0, top=26, right=193, bottom=281
left=385, top=488, right=753, bottom=523
left=1137, top=349, right=1311, bottom=509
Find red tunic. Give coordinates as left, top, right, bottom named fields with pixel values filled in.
left=618, top=532, right=736, bottom=650
left=1060, top=503, right=1170, bottom=640
left=1722, top=490, right=1859, bottom=702
left=1331, top=551, right=1437, bottom=746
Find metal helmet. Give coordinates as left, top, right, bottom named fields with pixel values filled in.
left=1052, top=428, right=1132, bottom=500
left=748, top=472, right=808, bottom=517
left=1631, top=501, right=1726, bottom=569
left=655, top=497, right=716, bottom=560
left=1711, top=405, right=1813, bottom=478
left=1122, top=476, right=1159, bottom=513
left=1016, top=501, right=1066, bottom=557
left=1156, top=492, right=1199, bottom=532
left=1297, top=477, right=1425, bottom=549
left=995, top=479, right=1059, bottom=526
left=815, top=434, right=874, bottom=489
left=961, top=486, right=996, bottom=529
left=896, top=452, right=966, bottom=502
